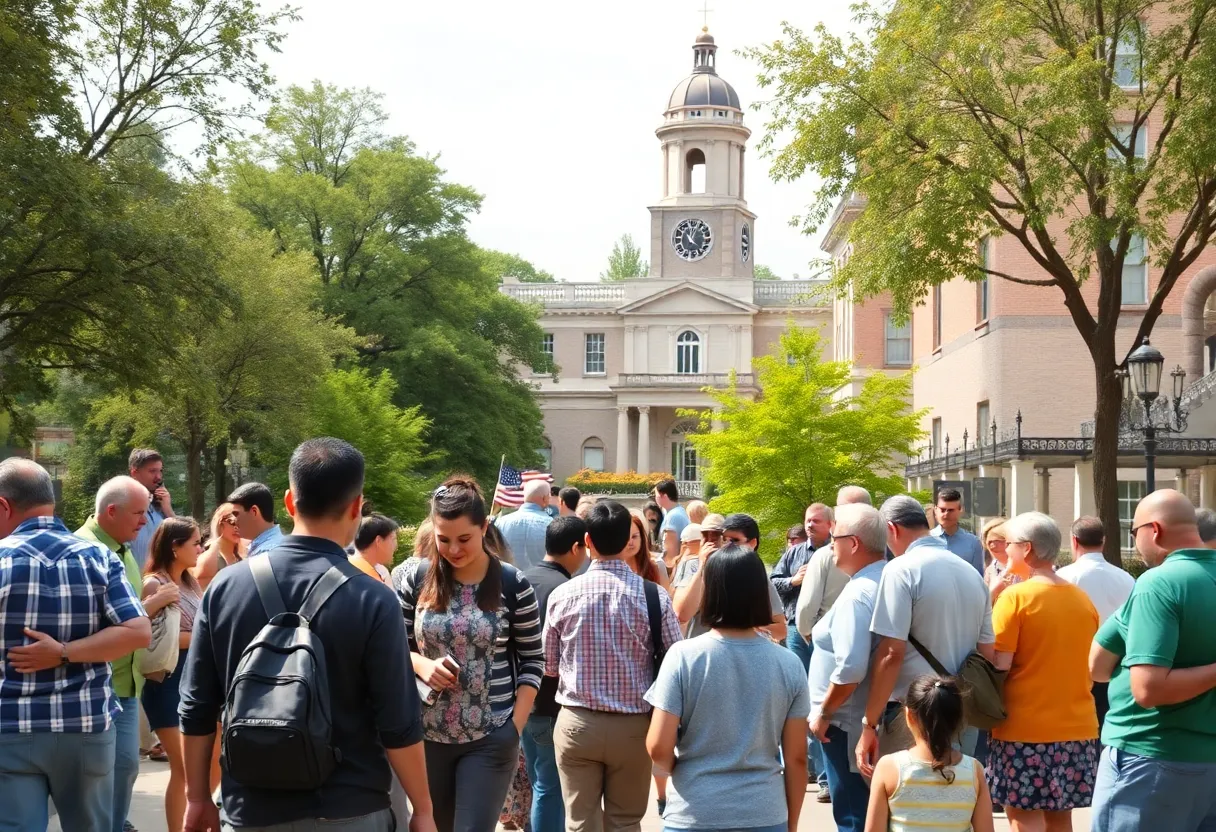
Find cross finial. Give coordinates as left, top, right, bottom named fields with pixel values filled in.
left=699, top=0, right=713, bottom=30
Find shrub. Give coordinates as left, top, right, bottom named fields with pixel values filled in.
left=564, top=470, right=671, bottom=495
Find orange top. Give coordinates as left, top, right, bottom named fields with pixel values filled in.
left=349, top=553, right=386, bottom=583
left=992, top=579, right=1100, bottom=743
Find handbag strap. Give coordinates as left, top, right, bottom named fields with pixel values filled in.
left=906, top=631, right=950, bottom=677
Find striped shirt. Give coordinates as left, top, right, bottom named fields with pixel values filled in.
left=0, top=516, right=145, bottom=733
left=395, top=560, right=542, bottom=743
left=544, top=558, right=683, bottom=713
left=886, top=750, right=980, bottom=832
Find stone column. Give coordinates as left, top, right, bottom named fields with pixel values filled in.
left=1176, top=468, right=1190, bottom=496
left=1200, top=465, right=1216, bottom=508
left=1035, top=468, right=1051, bottom=514
left=1073, top=460, right=1096, bottom=519
left=1008, top=461, right=1035, bottom=516
left=637, top=406, right=652, bottom=474
left=615, top=407, right=630, bottom=473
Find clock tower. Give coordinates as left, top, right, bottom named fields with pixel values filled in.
left=649, top=29, right=754, bottom=280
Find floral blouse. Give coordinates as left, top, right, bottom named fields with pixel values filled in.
left=394, top=560, right=543, bottom=744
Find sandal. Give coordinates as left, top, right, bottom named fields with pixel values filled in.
left=147, top=743, right=169, bottom=762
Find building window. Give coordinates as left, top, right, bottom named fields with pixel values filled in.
left=584, top=333, right=605, bottom=374
left=1109, top=123, right=1147, bottom=161
left=676, top=330, right=701, bottom=374
left=884, top=313, right=912, bottom=366
left=932, top=285, right=943, bottom=350
left=537, top=438, right=552, bottom=471
left=931, top=418, right=943, bottom=457
left=534, top=333, right=554, bottom=373
left=669, top=419, right=700, bottom=483
left=582, top=438, right=605, bottom=472
left=976, top=401, right=991, bottom=446
left=1119, top=480, right=1147, bottom=554
left=1119, top=234, right=1148, bottom=304
left=1113, top=23, right=1144, bottom=90
left=977, top=238, right=990, bottom=323
left=686, top=148, right=706, bottom=193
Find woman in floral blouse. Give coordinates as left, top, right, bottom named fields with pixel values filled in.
left=395, top=477, right=544, bottom=832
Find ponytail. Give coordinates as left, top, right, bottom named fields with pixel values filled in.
left=905, top=675, right=966, bottom=783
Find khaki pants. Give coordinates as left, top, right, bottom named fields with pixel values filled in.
left=554, top=708, right=651, bottom=832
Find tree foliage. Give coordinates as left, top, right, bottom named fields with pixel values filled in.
left=686, top=327, right=924, bottom=543
left=0, top=0, right=293, bottom=414
left=86, top=191, right=355, bottom=517
left=748, top=0, right=1216, bottom=563
left=225, top=82, right=550, bottom=483
left=600, top=233, right=648, bottom=281
left=753, top=264, right=780, bottom=280
left=479, top=249, right=556, bottom=283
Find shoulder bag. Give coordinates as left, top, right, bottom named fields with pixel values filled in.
left=906, top=632, right=1007, bottom=730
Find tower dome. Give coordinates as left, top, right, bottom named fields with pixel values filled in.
left=666, top=28, right=741, bottom=111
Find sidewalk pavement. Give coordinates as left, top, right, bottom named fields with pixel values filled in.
left=58, top=761, right=1092, bottom=831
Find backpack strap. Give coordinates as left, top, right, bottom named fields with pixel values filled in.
left=906, top=632, right=949, bottom=677
left=298, top=564, right=357, bottom=623
left=643, top=579, right=665, bottom=678
left=249, top=555, right=287, bottom=619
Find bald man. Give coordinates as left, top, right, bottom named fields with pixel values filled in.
left=836, top=485, right=873, bottom=506
left=494, top=478, right=553, bottom=569
left=1090, top=489, right=1216, bottom=830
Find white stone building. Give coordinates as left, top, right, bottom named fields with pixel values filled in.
left=499, top=30, right=827, bottom=496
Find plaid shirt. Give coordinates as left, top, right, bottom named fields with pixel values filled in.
left=0, top=516, right=145, bottom=733
left=543, top=558, right=682, bottom=713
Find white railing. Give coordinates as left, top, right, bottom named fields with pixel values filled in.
left=619, top=373, right=754, bottom=387
left=501, top=283, right=626, bottom=304
left=676, top=480, right=704, bottom=499
left=753, top=279, right=826, bottom=306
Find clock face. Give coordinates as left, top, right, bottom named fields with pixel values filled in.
left=741, top=223, right=751, bottom=262
left=672, top=218, right=713, bottom=261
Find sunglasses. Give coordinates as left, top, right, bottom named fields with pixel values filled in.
left=221, top=516, right=237, bottom=526
left=701, top=529, right=723, bottom=540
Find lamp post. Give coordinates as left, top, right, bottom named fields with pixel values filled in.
left=1124, top=337, right=1189, bottom=493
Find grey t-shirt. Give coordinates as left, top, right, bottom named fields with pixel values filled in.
left=645, top=632, right=811, bottom=829
left=870, top=536, right=995, bottom=701
left=673, top=557, right=783, bottom=638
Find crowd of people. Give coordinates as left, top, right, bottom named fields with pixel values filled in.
left=2, top=443, right=1216, bottom=832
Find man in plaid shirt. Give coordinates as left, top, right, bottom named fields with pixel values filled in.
left=543, top=500, right=682, bottom=832
left=0, top=458, right=151, bottom=831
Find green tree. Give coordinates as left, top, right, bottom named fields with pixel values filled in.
left=600, top=234, right=648, bottom=280
left=225, top=81, right=550, bottom=483
left=0, top=0, right=293, bottom=412
left=300, top=368, right=433, bottom=522
left=86, top=191, right=355, bottom=518
left=686, top=327, right=924, bottom=551
left=753, top=264, right=780, bottom=280
left=479, top=249, right=556, bottom=283
left=749, top=0, right=1216, bottom=564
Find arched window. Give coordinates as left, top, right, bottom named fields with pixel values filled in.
left=676, top=330, right=701, bottom=374
left=581, top=437, right=605, bottom=472
left=684, top=148, right=706, bottom=193
left=668, top=420, right=700, bottom=484
left=537, top=437, right=552, bottom=471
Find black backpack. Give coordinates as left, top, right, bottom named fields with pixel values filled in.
left=221, top=556, right=355, bottom=790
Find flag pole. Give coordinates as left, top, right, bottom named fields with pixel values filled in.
left=491, top=454, right=507, bottom=516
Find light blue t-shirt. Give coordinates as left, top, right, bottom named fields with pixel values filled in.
left=930, top=525, right=986, bottom=575
left=809, top=558, right=886, bottom=732
left=644, top=631, right=811, bottom=829
left=660, top=505, right=690, bottom=546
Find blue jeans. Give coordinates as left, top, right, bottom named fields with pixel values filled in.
left=784, top=629, right=826, bottom=785
left=1092, top=746, right=1216, bottom=831
left=0, top=727, right=116, bottom=832
left=819, top=725, right=868, bottom=832
left=112, top=697, right=140, bottom=832
left=521, top=715, right=564, bottom=832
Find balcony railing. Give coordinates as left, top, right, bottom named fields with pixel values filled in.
left=617, top=373, right=754, bottom=387
left=502, top=283, right=628, bottom=304
left=753, top=280, right=827, bottom=306
left=676, top=480, right=704, bottom=499
left=501, top=280, right=827, bottom=307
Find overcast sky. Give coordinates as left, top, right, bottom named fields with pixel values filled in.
left=260, top=0, right=857, bottom=281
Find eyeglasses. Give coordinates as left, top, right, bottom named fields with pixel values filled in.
left=701, top=530, right=723, bottom=540
left=832, top=534, right=859, bottom=545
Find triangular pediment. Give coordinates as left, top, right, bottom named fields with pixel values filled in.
left=617, top=281, right=757, bottom=315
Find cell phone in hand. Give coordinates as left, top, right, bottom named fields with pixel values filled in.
left=441, top=656, right=460, bottom=675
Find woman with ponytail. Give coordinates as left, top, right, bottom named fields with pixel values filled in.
left=864, top=675, right=995, bottom=832
left=394, top=476, right=544, bottom=832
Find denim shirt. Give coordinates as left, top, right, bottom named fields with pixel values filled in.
left=247, top=524, right=284, bottom=558
left=494, top=503, right=552, bottom=570
left=930, top=526, right=986, bottom=576
left=129, top=504, right=164, bottom=571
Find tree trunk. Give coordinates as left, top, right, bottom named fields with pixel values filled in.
left=213, top=441, right=229, bottom=507
left=186, top=435, right=207, bottom=520
left=1092, top=350, right=1125, bottom=567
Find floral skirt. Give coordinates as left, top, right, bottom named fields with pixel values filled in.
left=499, top=749, right=532, bottom=828
left=986, top=738, right=1099, bottom=811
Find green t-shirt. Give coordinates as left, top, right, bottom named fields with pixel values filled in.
left=1096, top=549, right=1216, bottom=762
left=75, top=517, right=145, bottom=699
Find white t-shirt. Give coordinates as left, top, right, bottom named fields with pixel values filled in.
left=870, top=536, right=994, bottom=701
left=1056, top=552, right=1135, bottom=624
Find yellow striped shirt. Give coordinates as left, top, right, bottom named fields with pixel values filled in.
left=887, top=750, right=979, bottom=831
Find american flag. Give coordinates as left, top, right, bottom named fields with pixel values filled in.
left=492, top=464, right=553, bottom=508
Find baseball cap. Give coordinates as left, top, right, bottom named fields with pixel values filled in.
left=701, top=513, right=726, bottom=532
left=680, top=523, right=702, bottom=543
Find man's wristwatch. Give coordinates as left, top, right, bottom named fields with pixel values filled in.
left=59, top=643, right=70, bottom=665
left=861, top=714, right=877, bottom=731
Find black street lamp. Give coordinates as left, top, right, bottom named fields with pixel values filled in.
left=1124, top=337, right=1189, bottom=492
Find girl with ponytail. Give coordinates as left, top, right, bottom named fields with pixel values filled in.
left=864, top=675, right=995, bottom=832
